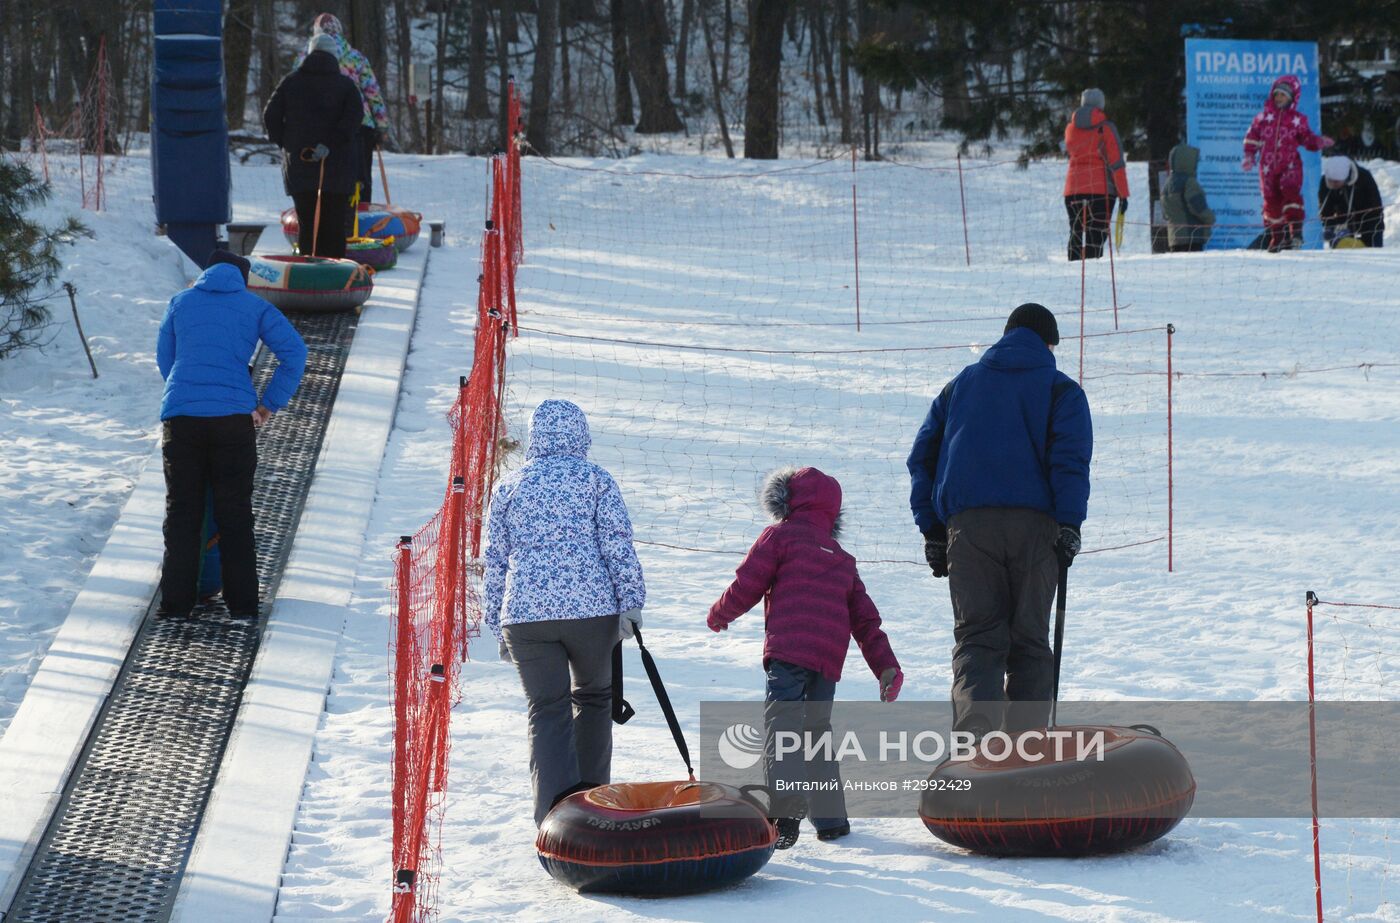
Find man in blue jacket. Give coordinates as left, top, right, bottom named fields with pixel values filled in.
left=906, top=303, right=1092, bottom=734
left=156, top=251, right=307, bottom=617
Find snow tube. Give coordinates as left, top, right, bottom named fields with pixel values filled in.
left=537, top=781, right=777, bottom=894
left=247, top=255, right=373, bottom=313
left=919, top=725, right=1195, bottom=857
left=346, top=236, right=398, bottom=270
left=281, top=203, right=422, bottom=252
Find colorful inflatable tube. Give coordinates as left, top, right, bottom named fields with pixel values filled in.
left=537, top=781, right=777, bottom=894
left=919, top=725, right=1196, bottom=857
left=346, top=236, right=398, bottom=270
left=247, top=255, right=373, bottom=313
left=281, top=203, right=423, bottom=253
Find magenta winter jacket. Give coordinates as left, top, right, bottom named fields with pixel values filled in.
left=708, top=467, right=899, bottom=683
left=1243, top=75, right=1329, bottom=181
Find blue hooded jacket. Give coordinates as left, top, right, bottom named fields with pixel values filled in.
left=907, top=327, right=1092, bottom=534
left=157, top=263, right=308, bottom=420
left=482, top=400, right=646, bottom=640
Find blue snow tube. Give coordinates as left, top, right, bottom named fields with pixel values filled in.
left=536, top=781, right=776, bottom=894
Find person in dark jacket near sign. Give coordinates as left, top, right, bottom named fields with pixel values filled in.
left=907, top=304, right=1092, bottom=737
left=1319, top=155, right=1385, bottom=248
left=263, top=34, right=363, bottom=259
left=1162, top=143, right=1215, bottom=252
left=156, top=251, right=307, bottom=618
left=1064, top=88, right=1130, bottom=261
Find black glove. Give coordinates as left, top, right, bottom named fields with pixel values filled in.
left=923, top=529, right=948, bottom=579
left=1118, top=198, right=1128, bottom=216
left=1055, top=524, right=1081, bottom=569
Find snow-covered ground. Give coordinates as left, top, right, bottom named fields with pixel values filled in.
left=3, top=148, right=1399, bottom=921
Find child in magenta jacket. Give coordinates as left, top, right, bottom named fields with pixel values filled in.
left=707, top=466, right=902, bottom=849
left=1242, top=74, right=1334, bottom=250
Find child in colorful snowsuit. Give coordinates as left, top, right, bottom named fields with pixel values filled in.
left=1242, top=75, right=1333, bottom=250
left=707, top=466, right=902, bottom=849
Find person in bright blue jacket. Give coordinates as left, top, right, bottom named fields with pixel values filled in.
left=906, top=303, right=1092, bottom=735
left=155, top=251, right=307, bottom=617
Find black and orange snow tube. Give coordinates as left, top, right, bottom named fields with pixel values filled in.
left=919, top=725, right=1195, bottom=857
left=537, top=780, right=777, bottom=894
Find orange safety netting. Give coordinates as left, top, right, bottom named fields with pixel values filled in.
left=388, top=82, right=524, bottom=923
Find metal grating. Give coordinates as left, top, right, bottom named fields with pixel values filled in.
left=6, top=309, right=358, bottom=922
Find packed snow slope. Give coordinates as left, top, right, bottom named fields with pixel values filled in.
left=3, top=148, right=1398, bottom=921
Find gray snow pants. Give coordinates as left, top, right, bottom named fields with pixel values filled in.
left=503, top=614, right=619, bottom=825
left=947, top=508, right=1059, bottom=734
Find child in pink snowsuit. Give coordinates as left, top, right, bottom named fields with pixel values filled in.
left=1242, top=75, right=1333, bottom=250
left=707, top=466, right=902, bottom=849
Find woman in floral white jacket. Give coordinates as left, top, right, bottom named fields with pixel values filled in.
left=484, top=399, right=645, bottom=824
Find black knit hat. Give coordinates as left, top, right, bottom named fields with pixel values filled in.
left=207, top=249, right=251, bottom=285
left=1004, top=302, right=1059, bottom=346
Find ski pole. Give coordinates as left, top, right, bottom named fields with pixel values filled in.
left=1050, top=564, right=1068, bottom=728
left=378, top=146, right=392, bottom=205
left=311, top=158, right=326, bottom=258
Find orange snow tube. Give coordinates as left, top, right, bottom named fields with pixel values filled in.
left=920, top=725, right=1196, bottom=857
left=537, top=781, right=777, bottom=894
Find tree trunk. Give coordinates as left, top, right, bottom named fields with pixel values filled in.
left=817, top=2, right=839, bottom=131
left=434, top=0, right=447, bottom=152
left=255, top=0, right=278, bottom=120
left=527, top=0, right=558, bottom=154
left=676, top=0, right=694, bottom=98
left=699, top=0, right=733, bottom=157
left=624, top=0, right=684, bottom=133
left=394, top=0, right=424, bottom=150
left=721, top=0, right=731, bottom=87
left=348, top=0, right=389, bottom=97
left=835, top=0, right=851, bottom=145
left=609, top=0, right=634, bottom=125
left=224, top=0, right=255, bottom=131
left=466, top=0, right=492, bottom=118
left=496, top=6, right=512, bottom=149
left=560, top=12, right=572, bottom=117
left=859, top=0, right=876, bottom=159
left=936, top=13, right=970, bottom=125
left=743, top=0, right=787, bottom=158
left=808, top=1, right=825, bottom=128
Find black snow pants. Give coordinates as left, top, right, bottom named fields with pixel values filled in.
left=160, top=414, right=259, bottom=616
left=947, top=507, right=1059, bottom=734
left=1065, top=193, right=1114, bottom=261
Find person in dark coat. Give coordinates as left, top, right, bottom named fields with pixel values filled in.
left=906, top=304, right=1092, bottom=737
left=262, top=34, right=363, bottom=259
left=156, top=251, right=307, bottom=617
left=1161, top=143, right=1215, bottom=252
left=1320, top=155, right=1385, bottom=248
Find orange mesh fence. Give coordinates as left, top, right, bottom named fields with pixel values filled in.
left=388, top=83, right=523, bottom=923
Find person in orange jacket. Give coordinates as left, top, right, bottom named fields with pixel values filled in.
left=1063, top=88, right=1130, bottom=261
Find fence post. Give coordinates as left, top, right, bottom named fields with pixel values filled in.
left=850, top=144, right=861, bottom=331
left=956, top=151, right=970, bottom=266
left=1305, top=590, right=1324, bottom=923
left=391, top=535, right=414, bottom=923
left=1167, top=323, right=1174, bottom=572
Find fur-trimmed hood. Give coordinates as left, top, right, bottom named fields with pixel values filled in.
left=761, top=466, right=843, bottom=537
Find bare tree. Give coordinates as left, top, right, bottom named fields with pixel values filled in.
left=527, top=0, right=559, bottom=153
left=394, top=0, right=424, bottom=150
left=743, top=0, right=788, bottom=157
left=624, top=0, right=684, bottom=132
left=466, top=0, right=493, bottom=118
left=675, top=0, right=694, bottom=97
left=609, top=0, right=634, bottom=124
left=225, top=0, right=255, bottom=130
